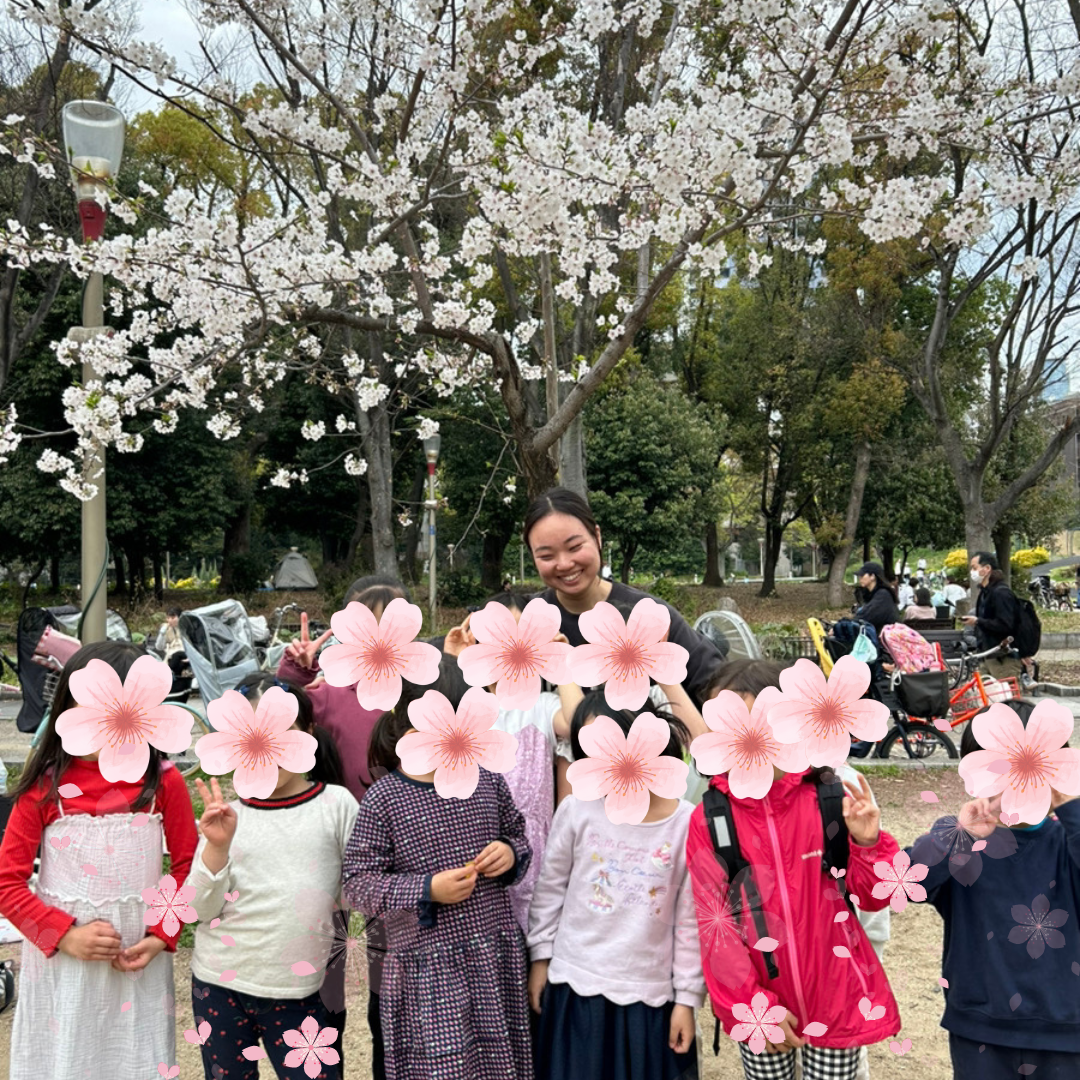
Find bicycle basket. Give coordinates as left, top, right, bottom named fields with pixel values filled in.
left=42, top=670, right=61, bottom=707
left=895, top=671, right=951, bottom=719
left=982, top=676, right=1022, bottom=704
left=950, top=674, right=989, bottom=726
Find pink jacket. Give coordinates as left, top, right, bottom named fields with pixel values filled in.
left=277, top=653, right=382, bottom=804
left=686, top=770, right=901, bottom=1050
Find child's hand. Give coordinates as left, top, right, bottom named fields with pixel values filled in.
left=474, top=841, right=515, bottom=878
left=668, top=1003, right=695, bottom=1054
left=959, top=797, right=1001, bottom=837
left=842, top=772, right=880, bottom=847
left=57, top=920, right=122, bottom=962
left=111, top=934, right=168, bottom=972
left=766, top=1010, right=805, bottom=1053
left=195, top=777, right=238, bottom=851
left=430, top=866, right=478, bottom=905
left=284, top=612, right=333, bottom=670
left=528, top=959, right=549, bottom=1014
left=443, top=615, right=476, bottom=658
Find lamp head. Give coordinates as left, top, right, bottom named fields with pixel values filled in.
left=423, top=433, right=442, bottom=465
left=61, top=100, right=125, bottom=242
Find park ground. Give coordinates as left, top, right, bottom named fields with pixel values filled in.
left=2, top=581, right=1078, bottom=1076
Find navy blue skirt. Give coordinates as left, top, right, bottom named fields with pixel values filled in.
left=533, top=981, right=698, bottom=1080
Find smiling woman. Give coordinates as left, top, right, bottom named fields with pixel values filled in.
left=523, top=488, right=725, bottom=710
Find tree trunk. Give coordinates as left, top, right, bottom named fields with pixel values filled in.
left=826, top=441, right=872, bottom=607
left=620, top=543, right=636, bottom=584
left=402, top=463, right=427, bottom=584
left=520, top=439, right=559, bottom=500
left=114, top=550, right=126, bottom=597
left=879, top=543, right=895, bottom=581
left=344, top=475, right=370, bottom=573
left=481, top=531, right=510, bottom=591
left=219, top=501, right=252, bottom=593
left=759, top=519, right=784, bottom=598
left=964, top=507, right=996, bottom=607
left=21, top=560, right=45, bottom=609
left=863, top=536, right=871, bottom=562
left=152, top=556, right=164, bottom=603
left=126, top=545, right=146, bottom=600
left=993, top=524, right=1012, bottom=587
left=355, top=338, right=397, bottom=576
left=559, top=410, right=586, bottom=496
left=49, top=553, right=60, bottom=595
left=899, top=545, right=910, bottom=581
left=704, top=521, right=724, bottom=587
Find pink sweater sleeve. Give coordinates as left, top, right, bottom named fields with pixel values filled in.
left=671, top=856, right=706, bottom=1008
left=526, top=798, right=575, bottom=961
left=686, top=805, right=779, bottom=1024
left=846, top=828, right=901, bottom=912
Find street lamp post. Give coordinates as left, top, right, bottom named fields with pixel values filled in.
left=423, top=434, right=442, bottom=630
left=61, top=100, right=125, bottom=644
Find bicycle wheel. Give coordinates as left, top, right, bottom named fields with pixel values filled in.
left=877, top=721, right=958, bottom=760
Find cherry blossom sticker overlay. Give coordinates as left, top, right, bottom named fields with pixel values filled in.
left=1009, top=894, right=1069, bottom=958
left=957, top=699, right=1080, bottom=824
left=396, top=687, right=517, bottom=799
left=871, top=851, right=929, bottom=913
left=457, top=597, right=572, bottom=709
left=729, top=993, right=788, bottom=1054
left=55, top=656, right=192, bottom=783
left=283, top=1017, right=341, bottom=1077
left=195, top=687, right=317, bottom=799
left=320, top=597, right=440, bottom=711
left=143, top=874, right=198, bottom=937
left=690, top=687, right=809, bottom=798
left=568, top=598, right=688, bottom=711
left=566, top=712, right=688, bottom=824
left=767, top=657, right=889, bottom=768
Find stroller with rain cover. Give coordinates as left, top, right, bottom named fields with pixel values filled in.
left=693, top=608, right=758, bottom=662
left=178, top=598, right=262, bottom=706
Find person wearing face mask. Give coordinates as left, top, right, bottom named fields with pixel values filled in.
left=962, top=552, right=1023, bottom=679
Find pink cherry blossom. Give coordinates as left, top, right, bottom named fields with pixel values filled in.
left=691, top=687, right=809, bottom=797
left=282, top=1016, right=340, bottom=1078
left=1008, top=894, right=1069, bottom=958
left=568, top=599, right=688, bottom=711
left=55, top=656, right=193, bottom=783
left=871, top=851, right=929, bottom=912
left=196, top=687, right=317, bottom=799
left=566, top=712, right=688, bottom=824
left=958, top=700, right=1080, bottom=824
left=767, top=657, right=889, bottom=767
left=730, top=992, right=788, bottom=1054
left=142, top=873, right=198, bottom=937
left=319, top=598, right=441, bottom=711
left=458, top=598, right=572, bottom=709
left=396, top=687, right=518, bottom=799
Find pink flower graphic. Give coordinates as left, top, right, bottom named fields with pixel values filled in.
left=319, top=598, right=440, bottom=711
left=143, top=873, right=198, bottom=937
left=958, top=700, right=1080, bottom=824
left=568, top=599, right=689, bottom=711
left=282, top=1016, right=340, bottom=1077
left=458, top=598, right=572, bottom=709
left=396, top=687, right=518, bottom=799
left=566, top=712, right=689, bottom=824
left=196, top=687, right=317, bottom=798
left=767, top=657, right=889, bottom=767
left=691, top=687, right=809, bottom=798
left=55, top=656, right=192, bottom=783
left=871, top=851, right=929, bottom=913
left=1009, top=894, right=1068, bottom=958
left=730, top=992, right=788, bottom=1054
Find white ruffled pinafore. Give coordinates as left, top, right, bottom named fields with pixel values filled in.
left=10, top=801, right=175, bottom=1080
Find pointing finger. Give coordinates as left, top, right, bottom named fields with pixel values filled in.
left=300, top=612, right=310, bottom=642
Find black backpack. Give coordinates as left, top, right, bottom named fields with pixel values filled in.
left=1013, top=598, right=1042, bottom=659
left=702, top=776, right=851, bottom=1053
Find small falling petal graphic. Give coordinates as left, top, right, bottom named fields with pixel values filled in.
left=920, top=790, right=938, bottom=803
left=57, top=783, right=83, bottom=798
left=889, top=1039, right=913, bottom=1056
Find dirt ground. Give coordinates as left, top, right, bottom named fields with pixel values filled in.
left=0, top=768, right=963, bottom=1079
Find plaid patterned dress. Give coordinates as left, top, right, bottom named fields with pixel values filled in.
left=343, top=769, right=532, bottom=1080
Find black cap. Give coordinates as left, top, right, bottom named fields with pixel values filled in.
left=856, top=562, right=885, bottom=579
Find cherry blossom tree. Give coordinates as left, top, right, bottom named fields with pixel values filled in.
left=1, top=0, right=1079, bottom=581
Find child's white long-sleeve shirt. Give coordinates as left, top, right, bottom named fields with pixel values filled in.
left=527, top=796, right=705, bottom=1009
left=185, top=781, right=358, bottom=999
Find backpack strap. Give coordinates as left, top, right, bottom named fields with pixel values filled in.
left=701, top=788, right=779, bottom=984
left=816, top=776, right=854, bottom=911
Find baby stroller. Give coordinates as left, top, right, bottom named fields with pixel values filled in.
left=693, top=609, right=759, bottom=662
left=178, top=598, right=261, bottom=705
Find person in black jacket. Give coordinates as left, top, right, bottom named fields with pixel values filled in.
left=853, top=561, right=899, bottom=634
left=963, top=551, right=1023, bottom=678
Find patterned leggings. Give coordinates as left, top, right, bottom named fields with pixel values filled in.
left=191, top=975, right=342, bottom=1080
left=738, top=1044, right=861, bottom=1080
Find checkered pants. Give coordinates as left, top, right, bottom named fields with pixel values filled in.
left=738, top=1044, right=861, bottom=1080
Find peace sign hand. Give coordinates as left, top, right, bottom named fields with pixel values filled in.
left=194, top=777, right=237, bottom=851
left=842, top=772, right=881, bottom=847
left=443, top=614, right=477, bottom=658
left=284, top=612, right=333, bottom=670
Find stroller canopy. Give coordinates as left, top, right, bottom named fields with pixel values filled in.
left=273, top=548, right=318, bottom=590
left=178, top=599, right=260, bottom=703
left=693, top=609, right=763, bottom=662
